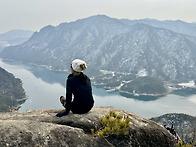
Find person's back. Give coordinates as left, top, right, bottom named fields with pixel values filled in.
left=66, top=72, right=94, bottom=114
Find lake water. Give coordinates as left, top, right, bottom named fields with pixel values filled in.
left=1, top=59, right=196, bottom=119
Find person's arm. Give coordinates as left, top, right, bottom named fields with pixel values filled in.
left=56, top=77, right=73, bottom=117
left=65, top=78, right=72, bottom=114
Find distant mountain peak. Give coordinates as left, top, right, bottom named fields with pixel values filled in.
left=0, top=30, right=34, bottom=51
left=1, top=15, right=196, bottom=83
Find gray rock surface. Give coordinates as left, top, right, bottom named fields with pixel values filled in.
left=0, top=107, right=176, bottom=147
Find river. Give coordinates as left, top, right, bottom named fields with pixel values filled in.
left=0, top=59, right=196, bottom=119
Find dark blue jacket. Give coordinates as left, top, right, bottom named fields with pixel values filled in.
left=65, top=73, right=94, bottom=114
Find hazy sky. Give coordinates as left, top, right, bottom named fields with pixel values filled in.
left=0, top=0, right=196, bottom=34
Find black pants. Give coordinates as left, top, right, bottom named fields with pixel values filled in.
left=61, top=97, right=94, bottom=114
left=70, top=102, right=94, bottom=114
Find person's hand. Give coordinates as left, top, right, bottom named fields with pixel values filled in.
left=56, top=111, right=68, bottom=117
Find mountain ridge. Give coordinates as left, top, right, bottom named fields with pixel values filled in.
left=0, top=15, right=196, bottom=90
left=0, top=30, right=34, bottom=52
left=120, top=17, right=196, bottom=37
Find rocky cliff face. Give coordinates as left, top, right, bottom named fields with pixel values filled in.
left=0, top=107, right=175, bottom=147
left=0, top=67, right=26, bottom=112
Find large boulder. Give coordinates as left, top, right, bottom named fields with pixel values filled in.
left=0, top=107, right=176, bottom=147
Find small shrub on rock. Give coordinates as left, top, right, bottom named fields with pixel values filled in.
left=97, top=110, right=130, bottom=138
left=176, top=140, right=193, bottom=147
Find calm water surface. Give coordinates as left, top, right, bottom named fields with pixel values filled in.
left=1, top=59, right=196, bottom=119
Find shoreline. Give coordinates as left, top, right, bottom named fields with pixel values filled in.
left=93, top=83, right=175, bottom=97
left=1, top=58, right=195, bottom=98
left=10, top=97, right=28, bottom=112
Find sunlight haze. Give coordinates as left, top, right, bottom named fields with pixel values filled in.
left=0, top=0, right=196, bottom=33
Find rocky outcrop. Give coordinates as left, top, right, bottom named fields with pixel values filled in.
left=151, top=113, right=196, bottom=144
left=0, top=67, right=26, bottom=112
left=0, top=107, right=176, bottom=147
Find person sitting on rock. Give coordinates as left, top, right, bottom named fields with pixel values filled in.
left=170, top=122, right=176, bottom=136
left=164, top=122, right=177, bottom=136
left=56, top=59, right=94, bottom=117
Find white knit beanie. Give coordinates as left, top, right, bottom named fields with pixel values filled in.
left=71, top=59, right=87, bottom=72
